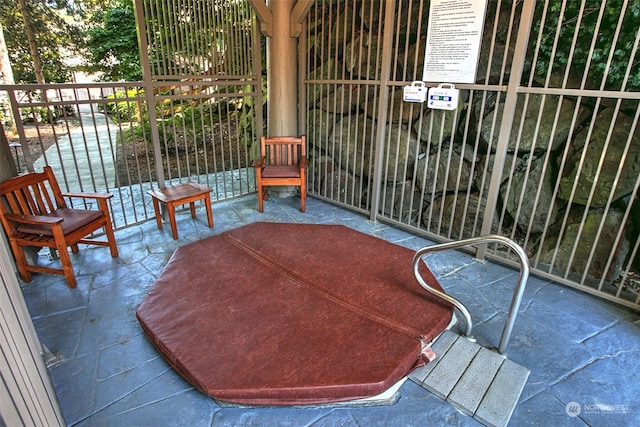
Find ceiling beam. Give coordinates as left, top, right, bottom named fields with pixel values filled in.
left=290, top=0, right=314, bottom=37
left=247, top=0, right=273, bottom=37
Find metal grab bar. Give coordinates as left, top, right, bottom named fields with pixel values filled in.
left=413, top=235, right=530, bottom=354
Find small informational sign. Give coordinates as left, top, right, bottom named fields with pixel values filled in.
left=403, top=81, right=428, bottom=103
left=428, top=84, right=459, bottom=110
left=422, top=0, right=488, bottom=83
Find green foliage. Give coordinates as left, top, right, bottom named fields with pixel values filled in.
left=103, top=87, right=143, bottom=122
left=532, top=0, right=640, bottom=91
left=239, top=80, right=267, bottom=159
left=143, top=0, right=253, bottom=76
left=85, top=0, right=141, bottom=81
left=1, top=0, right=137, bottom=84
left=21, top=104, right=69, bottom=124
left=0, top=0, right=80, bottom=83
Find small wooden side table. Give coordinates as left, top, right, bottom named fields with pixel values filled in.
left=147, top=182, right=213, bottom=239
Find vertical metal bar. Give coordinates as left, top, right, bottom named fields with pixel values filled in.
left=595, top=103, right=639, bottom=290
left=477, top=0, right=536, bottom=258
left=253, top=11, right=264, bottom=140
left=6, top=91, right=34, bottom=172
left=545, top=2, right=609, bottom=276
left=134, top=0, right=166, bottom=188
left=530, top=2, right=585, bottom=267
left=189, top=0, right=200, bottom=73
left=298, top=16, right=306, bottom=138
left=596, top=0, right=629, bottom=91
left=368, top=0, right=395, bottom=222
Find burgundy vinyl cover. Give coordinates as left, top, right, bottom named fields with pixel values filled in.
left=136, top=222, right=453, bottom=405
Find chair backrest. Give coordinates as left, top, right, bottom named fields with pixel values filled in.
left=0, top=166, right=67, bottom=220
left=261, top=136, right=306, bottom=167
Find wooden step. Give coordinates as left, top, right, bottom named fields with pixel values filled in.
left=409, top=330, right=529, bottom=427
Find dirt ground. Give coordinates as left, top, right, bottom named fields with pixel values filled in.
left=114, top=122, right=250, bottom=185
left=6, top=123, right=79, bottom=171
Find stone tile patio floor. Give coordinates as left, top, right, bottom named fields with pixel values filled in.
left=21, top=195, right=640, bottom=426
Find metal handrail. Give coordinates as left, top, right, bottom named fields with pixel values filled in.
left=413, top=235, right=530, bottom=354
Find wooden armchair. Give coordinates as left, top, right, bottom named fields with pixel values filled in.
left=0, top=166, right=118, bottom=288
left=252, top=136, right=309, bottom=212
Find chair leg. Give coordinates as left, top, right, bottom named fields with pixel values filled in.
left=151, top=198, right=163, bottom=230
left=11, top=242, right=33, bottom=282
left=97, top=198, right=118, bottom=257
left=168, top=204, right=179, bottom=240
left=56, top=243, right=77, bottom=288
left=49, top=224, right=77, bottom=288
left=204, top=193, right=214, bottom=228
left=300, top=181, right=306, bottom=213
left=104, top=224, right=119, bottom=258
left=257, top=186, right=265, bottom=212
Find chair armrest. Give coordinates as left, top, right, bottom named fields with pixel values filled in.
left=5, top=213, right=63, bottom=226
left=62, top=192, right=113, bottom=200
left=252, top=157, right=266, bottom=168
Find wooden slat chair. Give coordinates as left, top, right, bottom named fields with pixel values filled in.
left=0, top=166, right=119, bottom=288
left=252, top=136, right=309, bottom=212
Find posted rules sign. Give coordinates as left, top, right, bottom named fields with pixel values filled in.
left=422, top=0, right=488, bottom=84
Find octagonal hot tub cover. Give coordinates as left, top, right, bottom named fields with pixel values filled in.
left=136, top=222, right=453, bottom=406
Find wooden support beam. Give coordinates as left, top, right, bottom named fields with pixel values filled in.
left=290, top=0, right=314, bottom=37
left=247, top=0, right=273, bottom=37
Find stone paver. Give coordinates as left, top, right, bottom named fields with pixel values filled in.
left=20, top=195, right=640, bottom=426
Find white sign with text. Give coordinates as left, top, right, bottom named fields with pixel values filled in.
left=422, top=0, right=488, bottom=83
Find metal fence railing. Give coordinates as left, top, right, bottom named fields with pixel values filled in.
left=1, top=81, right=258, bottom=229
left=1, top=0, right=638, bottom=310
left=303, top=0, right=640, bottom=310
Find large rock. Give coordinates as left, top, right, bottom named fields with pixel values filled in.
left=632, top=199, right=640, bottom=272
left=306, top=109, right=336, bottom=149
left=413, top=144, right=472, bottom=195
left=423, top=192, right=501, bottom=239
left=474, top=153, right=524, bottom=195
left=558, top=108, right=640, bottom=207
left=330, top=115, right=375, bottom=177
left=500, top=155, right=560, bottom=234
left=475, top=0, right=520, bottom=84
left=345, top=31, right=382, bottom=80
left=373, top=180, right=423, bottom=226
left=380, top=123, right=420, bottom=182
left=331, top=116, right=418, bottom=182
left=320, top=84, right=372, bottom=114
left=479, top=94, right=590, bottom=153
left=390, top=90, right=423, bottom=123
left=475, top=37, right=511, bottom=85
left=307, top=58, right=340, bottom=103
left=401, top=38, right=426, bottom=81
left=320, top=165, right=363, bottom=207
left=311, top=155, right=336, bottom=193
left=537, top=208, right=630, bottom=281
left=328, top=7, right=357, bottom=57
left=311, top=154, right=364, bottom=207
left=413, top=105, right=461, bottom=144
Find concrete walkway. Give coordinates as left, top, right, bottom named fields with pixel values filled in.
left=34, top=109, right=117, bottom=193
